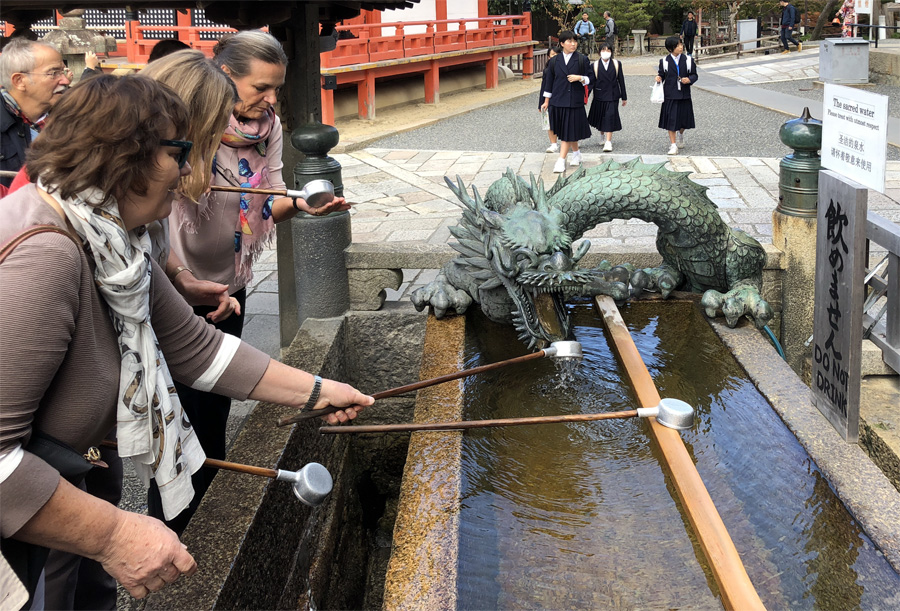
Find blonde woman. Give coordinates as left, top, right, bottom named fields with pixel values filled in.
left=140, top=50, right=241, bottom=324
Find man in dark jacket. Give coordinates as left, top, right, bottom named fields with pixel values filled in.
left=681, top=11, right=699, bottom=56
left=779, top=0, right=802, bottom=53
left=0, top=38, right=71, bottom=189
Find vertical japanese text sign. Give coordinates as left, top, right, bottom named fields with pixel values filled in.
left=812, top=170, right=868, bottom=442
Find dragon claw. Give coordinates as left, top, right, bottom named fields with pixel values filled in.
left=630, top=265, right=682, bottom=299
left=700, top=283, right=773, bottom=329
left=410, top=274, right=473, bottom=319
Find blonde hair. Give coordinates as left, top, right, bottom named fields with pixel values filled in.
left=140, top=50, right=236, bottom=202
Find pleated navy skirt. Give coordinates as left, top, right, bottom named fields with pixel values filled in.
left=658, top=99, right=695, bottom=131
left=588, top=100, right=622, bottom=132
left=549, top=105, right=591, bottom=142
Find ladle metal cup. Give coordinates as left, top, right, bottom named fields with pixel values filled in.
left=100, top=441, right=333, bottom=506
left=317, top=398, right=695, bottom=435
left=277, top=340, right=584, bottom=427
left=209, top=179, right=335, bottom=209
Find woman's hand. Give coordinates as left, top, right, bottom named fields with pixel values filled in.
left=85, top=51, right=100, bottom=70
left=655, top=75, right=662, bottom=83
left=680, top=77, right=691, bottom=84
left=95, top=511, right=197, bottom=599
left=172, top=273, right=239, bottom=322
left=296, top=195, right=351, bottom=217
left=540, top=99, right=549, bottom=111
left=567, top=74, right=583, bottom=83
left=314, top=378, right=374, bottom=425
left=621, top=100, right=628, bottom=107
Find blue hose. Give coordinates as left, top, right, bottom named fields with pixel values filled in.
left=762, top=325, right=786, bottom=360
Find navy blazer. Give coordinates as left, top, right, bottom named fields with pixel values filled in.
left=657, top=54, right=698, bottom=101
left=591, top=59, right=627, bottom=102
left=543, top=52, right=592, bottom=109
left=0, top=103, right=31, bottom=189
left=538, top=63, right=553, bottom=109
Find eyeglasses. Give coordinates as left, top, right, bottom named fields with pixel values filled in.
left=25, top=69, right=68, bottom=80
left=159, top=139, right=193, bottom=169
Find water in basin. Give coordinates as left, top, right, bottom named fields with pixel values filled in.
left=457, top=301, right=900, bottom=610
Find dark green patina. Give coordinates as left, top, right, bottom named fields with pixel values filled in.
left=411, top=159, right=773, bottom=348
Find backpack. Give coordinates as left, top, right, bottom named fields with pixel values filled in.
left=593, top=58, right=620, bottom=79
left=661, top=55, right=692, bottom=75
left=612, top=20, right=618, bottom=35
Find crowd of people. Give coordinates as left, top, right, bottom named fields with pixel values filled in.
left=540, top=32, right=697, bottom=163
left=0, top=31, right=372, bottom=609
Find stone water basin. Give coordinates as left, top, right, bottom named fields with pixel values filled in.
left=385, top=300, right=900, bottom=610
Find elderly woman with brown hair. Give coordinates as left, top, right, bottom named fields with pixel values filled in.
left=0, top=75, right=371, bottom=608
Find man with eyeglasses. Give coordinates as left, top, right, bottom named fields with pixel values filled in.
left=1, top=38, right=71, bottom=189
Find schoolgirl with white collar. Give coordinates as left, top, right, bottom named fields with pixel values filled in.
left=655, top=35, right=698, bottom=155
left=540, top=30, right=593, bottom=173
left=588, top=42, right=627, bottom=152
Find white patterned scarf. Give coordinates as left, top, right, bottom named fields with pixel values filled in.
left=38, top=180, right=206, bottom=520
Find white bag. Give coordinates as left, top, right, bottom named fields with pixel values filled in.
left=650, top=82, right=665, bottom=104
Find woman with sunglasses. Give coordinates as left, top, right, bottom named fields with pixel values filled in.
left=0, top=75, right=371, bottom=608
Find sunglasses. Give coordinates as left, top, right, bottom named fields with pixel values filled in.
left=159, top=139, right=193, bottom=169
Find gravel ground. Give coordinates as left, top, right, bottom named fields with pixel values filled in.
left=752, top=77, right=900, bottom=119
left=370, top=75, right=900, bottom=160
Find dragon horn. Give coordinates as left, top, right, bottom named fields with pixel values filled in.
left=472, top=185, right=484, bottom=211
left=445, top=175, right=477, bottom=210
left=532, top=178, right=550, bottom=213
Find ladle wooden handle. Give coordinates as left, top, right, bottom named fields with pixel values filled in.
left=100, top=440, right=278, bottom=479
left=275, top=349, right=550, bottom=427
left=319, top=409, right=641, bottom=434
left=210, top=185, right=288, bottom=197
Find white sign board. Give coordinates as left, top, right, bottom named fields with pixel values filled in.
left=822, top=83, right=888, bottom=193
left=856, top=0, right=873, bottom=16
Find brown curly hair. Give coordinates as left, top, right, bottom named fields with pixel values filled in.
left=27, top=74, right=189, bottom=206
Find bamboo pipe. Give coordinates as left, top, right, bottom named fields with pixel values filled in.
left=594, top=296, right=765, bottom=611
left=321, top=409, right=640, bottom=434
left=210, top=185, right=288, bottom=197
left=275, top=341, right=582, bottom=427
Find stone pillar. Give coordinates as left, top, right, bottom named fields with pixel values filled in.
left=772, top=108, right=822, bottom=379
left=632, top=30, right=647, bottom=55
left=41, top=10, right=116, bottom=80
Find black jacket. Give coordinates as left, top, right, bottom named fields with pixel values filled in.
left=658, top=54, right=698, bottom=101
left=542, top=52, right=592, bottom=109
left=781, top=3, right=798, bottom=27
left=591, top=59, right=627, bottom=102
left=0, top=102, right=32, bottom=188
left=681, top=18, right=698, bottom=38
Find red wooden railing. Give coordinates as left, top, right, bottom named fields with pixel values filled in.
left=322, top=15, right=532, bottom=68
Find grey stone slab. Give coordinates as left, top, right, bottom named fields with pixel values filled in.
left=245, top=291, right=280, bottom=316
left=240, top=313, right=281, bottom=359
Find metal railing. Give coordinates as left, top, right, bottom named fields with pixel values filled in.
left=863, top=213, right=900, bottom=374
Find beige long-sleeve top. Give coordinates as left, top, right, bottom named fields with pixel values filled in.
left=0, top=185, right=271, bottom=537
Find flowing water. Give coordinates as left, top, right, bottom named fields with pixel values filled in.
left=457, top=301, right=900, bottom=610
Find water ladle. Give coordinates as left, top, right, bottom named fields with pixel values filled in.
left=99, top=441, right=332, bottom=506
left=276, top=341, right=584, bottom=427
left=318, top=398, right=695, bottom=435
left=210, top=178, right=336, bottom=209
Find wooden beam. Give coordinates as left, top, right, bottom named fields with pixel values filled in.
left=593, top=296, right=765, bottom=611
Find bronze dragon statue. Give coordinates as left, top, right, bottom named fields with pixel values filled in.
left=411, top=158, right=773, bottom=349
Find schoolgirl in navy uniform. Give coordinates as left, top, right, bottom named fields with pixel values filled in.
left=587, top=42, right=627, bottom=152
left=538, top=45, right=562, bottom=153
left=655, top=35, right=698, bottom=155
left=540, top=30, right=592, bottom=173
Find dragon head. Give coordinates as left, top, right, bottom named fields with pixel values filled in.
left=446, top=171, right=591, bottom=349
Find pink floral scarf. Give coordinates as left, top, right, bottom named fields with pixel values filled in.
left=173, top=109, right=277, bottom=286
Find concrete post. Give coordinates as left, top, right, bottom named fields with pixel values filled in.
left=632, top=30, right=647, bottom=55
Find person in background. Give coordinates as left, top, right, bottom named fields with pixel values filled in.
left=0, top=74, right=372, bottom=609
left=540, top=31, right=592, bottom=173
left=835, top=0, right=856, bottom=38
left=603, top=11, right=616, bottom=59
left=148, top=38, right=191, bottom=63
left=539, top=44, right=562, bottom=154
left=680, top=11, right=698, bottom=56
left=573, top=13, right=595, bottom=56
left=153, top=30, right=351, bottom=535
left=779, top=0, right=802, bottom=54
left=655, top=35, right=697, bottom=156
left=0, top=39, right=71, bottom=191
left=587, top=42, right=627, bottom=153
